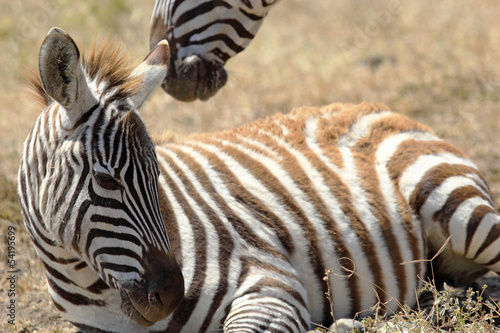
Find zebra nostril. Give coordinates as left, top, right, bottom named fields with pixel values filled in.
left=150, top=287, right=167, bottom=307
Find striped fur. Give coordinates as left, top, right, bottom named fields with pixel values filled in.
left=20, top=30, right=500, bottom=333
left=151, top=102, right=500, bottom=332
left=150, top=0, right=280, bottom=101
left=19, top=28, right=183, bottom=332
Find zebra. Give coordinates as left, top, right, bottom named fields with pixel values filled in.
left=150, top=0, right=280, bottom=101
left=20, top=27, right=500, bottom=333
left=19, top=28, right=184, bottom=331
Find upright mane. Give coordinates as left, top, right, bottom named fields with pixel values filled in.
left=28, top=37, right=143, bottom=108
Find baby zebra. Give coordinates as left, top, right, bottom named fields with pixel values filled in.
left=19, top=28, right=500, bottom=333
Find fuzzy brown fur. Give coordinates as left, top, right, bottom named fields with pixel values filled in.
left=28, top=38, right=143, bottom=109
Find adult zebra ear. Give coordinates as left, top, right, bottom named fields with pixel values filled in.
left=39, top=27, right=97, bottom=127
left=129, top=40, right=170, bottom=109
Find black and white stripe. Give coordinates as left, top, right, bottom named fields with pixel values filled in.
left=21, top=29, right=500, bottom=333
left=19, top=28, right=183, bottom=332
left=150, top=0, right=280, bottom=101
left=152, top=0, right=278, bottom=62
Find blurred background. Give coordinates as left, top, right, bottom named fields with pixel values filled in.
left=0, top=0, right=499, bottom=331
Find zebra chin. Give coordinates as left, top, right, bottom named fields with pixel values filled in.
left=118, top=250, right=184, bottom=326
left=162, top=54, right=228, bottom=102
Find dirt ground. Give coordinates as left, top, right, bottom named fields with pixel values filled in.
left=1, top=0, right=500, bottom=332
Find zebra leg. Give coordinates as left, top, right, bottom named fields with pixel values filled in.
left=398, top=148, right=500, bottom=285
left=223, top=293, right=311, bottom=333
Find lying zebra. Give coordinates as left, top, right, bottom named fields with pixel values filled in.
left=19, top=27, right=500, bottom=332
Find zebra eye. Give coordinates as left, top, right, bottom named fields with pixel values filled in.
left=94, top=171, right=124, bottom=191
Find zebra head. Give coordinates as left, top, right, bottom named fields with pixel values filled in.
left=20, top=28, right=184, bottom=329
left=150, top=0, right=280, bottom=101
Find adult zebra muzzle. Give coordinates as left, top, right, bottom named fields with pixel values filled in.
left=161, top=54, right=227, bottom=102
left=119, top=249, right=184, bottom=327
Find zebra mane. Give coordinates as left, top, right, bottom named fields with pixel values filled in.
left=28, top=37, right=143, bottom=108
left=25, top=69, right=52, bottom=108
left=81, top=39, right=143, bottom=101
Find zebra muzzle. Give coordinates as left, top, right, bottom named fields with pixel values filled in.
left=162, top=54, right=227, bottom=102
left=120, top=285, right=173, bottom=326
left=119, top=252, right=184, bottom=326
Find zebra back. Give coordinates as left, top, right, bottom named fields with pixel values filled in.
left=152, top=102, right=500, bottom=331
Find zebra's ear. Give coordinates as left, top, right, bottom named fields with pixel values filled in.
left=149, top=14, right=169, bottom=51
left=39, top=28, right=96, bottom=123
left=129, top=40, right=170, bottom=109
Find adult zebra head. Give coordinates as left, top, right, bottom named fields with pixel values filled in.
left=150, top=0, right=280, bottom=101
left=19, top=28, right=184, bottom=330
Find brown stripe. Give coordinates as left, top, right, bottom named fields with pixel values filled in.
left=348, top=114, right=426, bottom=304
left=157, top=165, right=182, bottom=268
left=160, top=147, right=236, bottom=333
left=407, top=163, right=493, bottom=273
left=181, top=143, right=293, bottom=258
left=207, top=139, right=330, bottom=310
left=244, top=277, right=307, bottom=308
left=409, top=164, right=483, bottom=214
left=157, top=155, right=208, bottom=330
left=235, top=127, right=366, bottom=318
left=226, top=132, right=283, bottom=160
left=353, top=149, right=407, bottom=304
left=269, top=110, right=403, bottom=317
left=465, top=205, right=497, bottom=256
left=52, top=299, right=66, bottom=312
left=319, top=110, right=427, bottom=295
left=386, top=140, right=477, bottom=279
left=159, top=145, right=292, bottom=331
left=485, top=252, right=500, bottom=267
left=262, top=138, right=361, bottom=319
left=238, top=256, right=300, bottom=289
left=472, top=218, right=500, bottom=261
left=388, top=140, right=468, bottom=183
left=186, top=133, right=342, bottom=321
left=225, top=297, right=304, bottom=331
left=305, top=144, right=385, bottom=313
left=433, top=186, right=493, bottom=236
left=241, top=276, right=309, bottom=327
left=398, top=195, right=425, bottom=277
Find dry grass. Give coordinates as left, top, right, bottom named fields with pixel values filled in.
left=358, top=281, right=500, bottom=332
left=1, top=0, right=499, bottom=331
